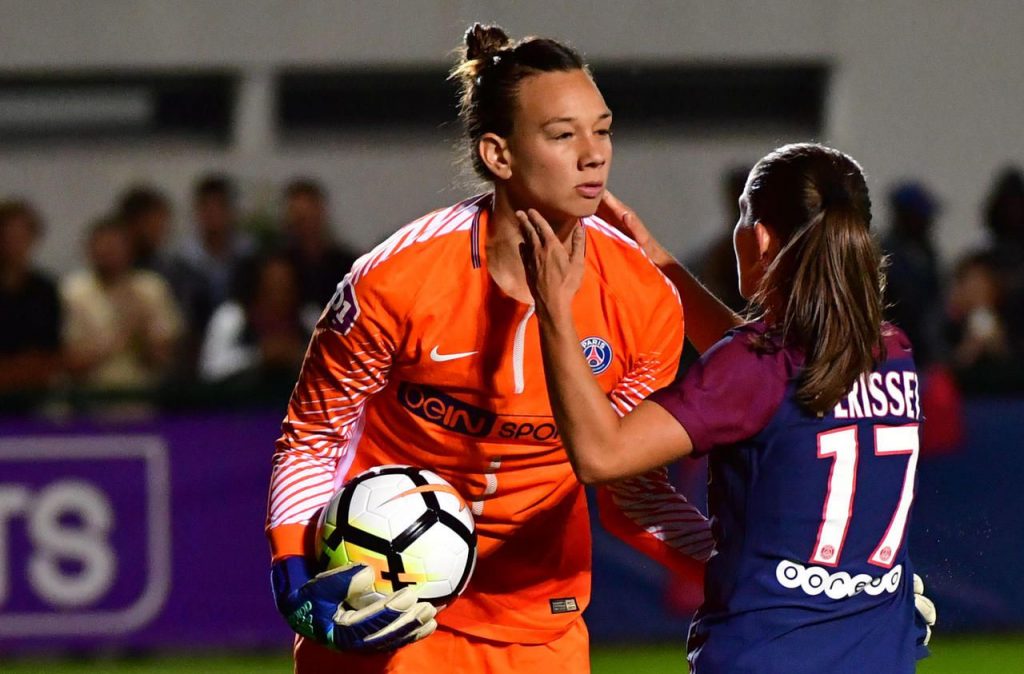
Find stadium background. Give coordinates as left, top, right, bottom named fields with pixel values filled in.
left=2, top=1, right=1023, bottom=672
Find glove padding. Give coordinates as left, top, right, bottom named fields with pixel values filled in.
left=330, top=565, right=438, bottom=650
left=913, top=573, right=936, bottom=647
left=273, top=557, right=437, bottom=652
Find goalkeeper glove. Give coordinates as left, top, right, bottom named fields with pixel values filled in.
left=271, top=556, right=437, bottom=652
left=913, top=573, right=937, bottom=647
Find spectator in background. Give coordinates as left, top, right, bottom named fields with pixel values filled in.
left=281, top=178, right=359, bottom=308
left=63, top=216, right=183, bottom=392
left=0, top=200, right=62, bottom=402
left=686, top=166, right=749, bottom=313
left=118, top=184, right=174, bottom=277
left=170, top=174, right=254, bottom=369
left=881, top=182, right=944, bottom=366
left=198, top=254, right=311, bottom=397
left=980, top=167, right=1024, bottom=350
left=944, top=252, right=1024, bottom=393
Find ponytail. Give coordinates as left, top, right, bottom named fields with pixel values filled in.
left=748, top=143, right=885, bottom=414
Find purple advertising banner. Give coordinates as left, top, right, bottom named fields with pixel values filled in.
left=0, top=411, right=294, bottom=654
left=3, top=401, right=1022, bottom=654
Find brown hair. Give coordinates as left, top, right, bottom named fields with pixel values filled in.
left=194, top=173, right=235, bottom=204
left=747, top=143, right=886, bottom=414
left=87, top=214, right=129, bottom=242
left=0, top=199, right=43, bottom=238
left=118, top=185, right=170, bottom=223
left=450, top=23, right=586, bottom=180
left=285, top=177, right=325, bottom=202
left=984, top=166, right=1024, bottom=240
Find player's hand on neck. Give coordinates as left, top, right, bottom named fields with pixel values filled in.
left=486, top=190, right=577, bottom=304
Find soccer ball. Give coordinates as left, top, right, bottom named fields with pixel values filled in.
left=316, top=465, right=477, bottom=607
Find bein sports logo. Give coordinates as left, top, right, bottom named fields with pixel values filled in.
left=580, top=337, right=613, bottom=375
left=775, top=560, right=903, bottom=600
left=398, top=382, right=497, bottom=437
left=328, top=275, right=360, bottom=335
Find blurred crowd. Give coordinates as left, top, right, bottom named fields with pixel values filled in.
left=3, top=165, right=1024, bottom=417
left=0, top=174, right=360, bottom=414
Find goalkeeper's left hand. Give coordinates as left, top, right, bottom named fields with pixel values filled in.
left=914, top=573, right=937, bottom=648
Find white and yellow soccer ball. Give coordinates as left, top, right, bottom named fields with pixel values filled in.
left=316, top=465, right=477, bottom=608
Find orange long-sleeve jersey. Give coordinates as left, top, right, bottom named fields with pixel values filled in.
left=267, top=195, right=714, bottom=644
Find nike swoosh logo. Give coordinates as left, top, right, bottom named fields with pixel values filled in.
left=386, top=484, right=469, bottom=512
left=430, top=346, right=478, bottom=362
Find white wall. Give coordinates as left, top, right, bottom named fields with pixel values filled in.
left=827, top=3, right=1024, bottom=254
left=1, top=0, right=1021, bottom=273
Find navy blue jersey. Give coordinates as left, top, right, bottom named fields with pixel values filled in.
left=649, top=322, right=926, bottom=674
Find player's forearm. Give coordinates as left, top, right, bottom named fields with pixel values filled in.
left=268, top=394, right=353, bottom=558
left=536, top=312, right=626, bottom=485
left=267, top=427, right=346, bottom=556
left=657, top=259, right=742, bottom=353
left=270, top=321, right=396, bottom=556
left=604, top=472, right=715, bottom=562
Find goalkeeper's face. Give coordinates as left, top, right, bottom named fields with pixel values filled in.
left=495, top=70, right=613, bottom=228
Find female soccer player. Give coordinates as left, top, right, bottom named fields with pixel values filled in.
left=520, top=143, right=929, bottom=673
left=267, top=24, right=724, bottom=673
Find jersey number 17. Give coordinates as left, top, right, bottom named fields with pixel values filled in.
left=810, top=424, right=919, bottom=569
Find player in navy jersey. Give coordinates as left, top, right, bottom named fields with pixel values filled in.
left=518, top=143, right=932, bottom=673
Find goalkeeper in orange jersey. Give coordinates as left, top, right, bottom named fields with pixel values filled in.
left=267, top=23, right=736, bottom=673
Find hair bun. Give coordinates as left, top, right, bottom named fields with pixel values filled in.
left=465, top=23, right=511, bottom=61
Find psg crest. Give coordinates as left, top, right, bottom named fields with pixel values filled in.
left=580, top=337, right=613, bottom=375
